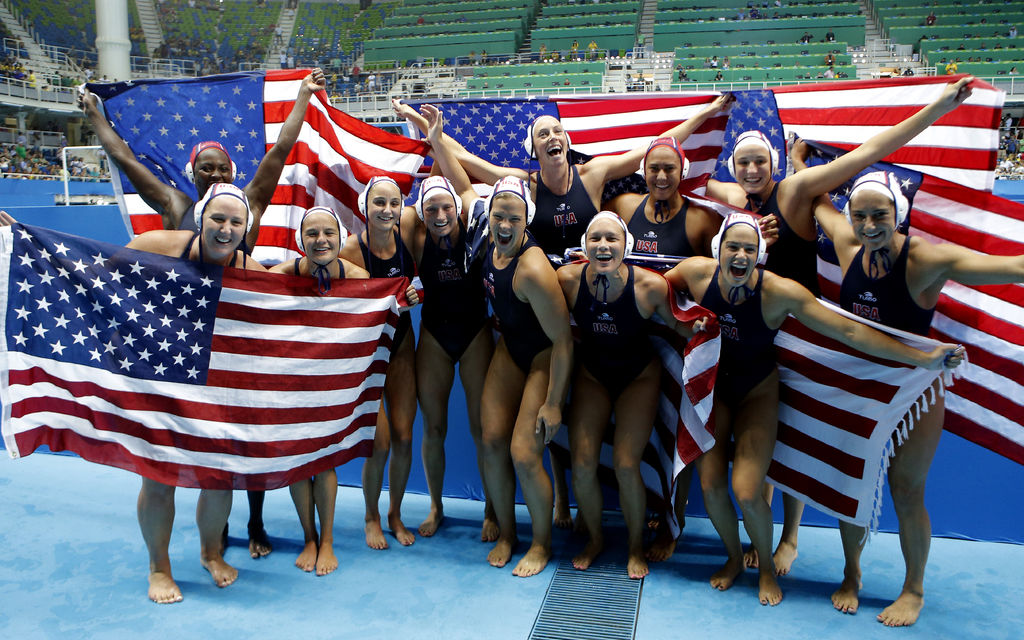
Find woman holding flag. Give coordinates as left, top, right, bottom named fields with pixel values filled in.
left=797, top=166, right=1024, bottom=626
left=270, top=206, right=369, bottom=575
left=707, top=77, right=974, bottom=577
left=664, top=213, right=963, bottom=606
left=394, top=92, right=731, bottom=528
left=80, top=67, right=327, bottom=560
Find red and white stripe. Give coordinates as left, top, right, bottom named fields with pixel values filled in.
left=553, top=93, right=729, bottom=193
left=2, top=270, right=406, bottom=490
left=770, top=304, right=952, bottom=526
left=255, top=70, right=430, bottom=264
left=773, top=75, right=1004, bottom=192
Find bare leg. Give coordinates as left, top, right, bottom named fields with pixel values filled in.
left=312, top=469, right=338, bottom=576
left=138, top=478, right=181, bottom=604
left=877, top=389, right=945, bottom=627
left=416, top=328, right=457, bottom=537
left=567, top=367, right=611, bottom=571
left=480, top=339, right=525, bottom=568
left=363, top=404, right=391, bottom=550
left=832, top=519, right=865, bottom=614
left=551, top=454, right=573, bottom=529
left=197, top=489, right=237, bottom=588
left=289, top=479, right=318, bottom=571
left=510, top=353, right=555, bottom=578
left=647, top=464, right=695, bottom=562
left=744, top=483, right=773, bottom=569
left=697, top=402, right=745, bottom=592
left=456, top=328, right=498, bottom=541
left=246, top=490, right=271, bottom=558
left=611, top=360, right=660, bottom=580
left=385, top=331, right=417, bottom=546
left=773, top=492, right=803, bottom=575
left=730, top=373, right=782, bottom=606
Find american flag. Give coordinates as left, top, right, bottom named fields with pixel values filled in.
left=432, top=77, right=1012, bottom=527
left=88, top=69, right=431, bottom=265
left=404, top=93, right=730, bottom=195
left=800, top=141, right=1024, bottom=470
left=773, top=305, right=956, bottom=528
left=547, top=292, right=720, bottom=538
left=772, top=74, right=1004, bottom=191
left=0, top=224, right=407, bottom=490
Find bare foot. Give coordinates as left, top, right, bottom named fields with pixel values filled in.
left=831, top=574, right=862, bottom=614
left=201, top=555, right=238, bottom=588
left=148, top=571, right=182, bottom=604
left=418, top=508, right=444, bottom=537
left=773, top=540, right=798, bottom=576
left=365, top=518, right=389, bottom=550
left=315, top=542, right=338, bottom=576
left=645, top=524, right=677, bottom=563
left=513, top=543, right=551, bottom=577
left=295, top=541, right=318, bottom=572
left=553, top=501, right=572, bottom=530
left=627, top=551, right=649, bottom=580
left=248, top=526, right=272, bottom=559
left=572, top=537, right=604, bottom=570
left=480, top=516, right=500, bottom=542
left=389, top=513, right=415, bottom=546
left=488, top=538, right=515, bottom=568
left=710, top=556, right=745, bottom=591
left=758, top=571, right=783, bottom=606
left=743, top=546, right=759, bottom=569
left=877, top=590, right=924, bottom=627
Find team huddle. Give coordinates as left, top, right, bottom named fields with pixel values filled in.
left=9, top=70, right=1021, bottom=629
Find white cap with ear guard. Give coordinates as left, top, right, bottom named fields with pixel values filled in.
left=727, top=130, right=779, bottom=180
left=711, top=212, right=767, bottom=265
left=580, top=211, right=634, bottom=259
left=294, top=206, right=347, bottom=256
left=486, top=176, right=536, bottom=224
left=193, top=182, right=252, bottom=233
left=843, top=171, right=910, bottom=226
left=415, top=175, right=462, bottom=221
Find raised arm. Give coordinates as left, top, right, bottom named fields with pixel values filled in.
left=919, top=239, right=1024, bottom=288
left=519, top=255, right=573, bottom=443
left=584, top=93, right=733, bottom=184
left=421, top=104, right=476, bottom=209
left=79, top=89, right=192, bottom=229
left=244, top=68, right=327, bottom=248
left=769, top=274, right=961, bottom=369
left=784, top=78, right=973, bottom=201
left=393, top=98, right=528, bottom=184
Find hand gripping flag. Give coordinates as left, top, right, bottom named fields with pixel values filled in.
left=88, top=69, right=430, bottom=265
left=0, top=224, right=409, bottom=490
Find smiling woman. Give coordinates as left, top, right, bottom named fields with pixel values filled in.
left=664, top=213, right=963, bottom=608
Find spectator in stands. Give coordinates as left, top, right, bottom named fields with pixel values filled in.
left=1011, top=66, right=1019, bottom=75
left=1011, top=25, right=1018, bottom=38
left=903, top=67, right=915, bottom=76
left=799, top=32, right=813, bottom=44
left=714, top=70, right=723, bottom=81
left=825, top=52, right=836, bottom=66
left=926, top=12, right=936, bottom=26
left=710, top=56, right=719, bottom=68
left=945, top=59, right=959, bottom=74
left=539, top=43, right=548, bottom=61
left=823, top=65, right=835, bottom=79
left=826, top=30, right=836, bottom=42
left=587, top=39, right=598, bottom=60
left=571, top=40, right=580, bottom=58
left=279, top=51, right=287, bottom=68
left=416, top=16, right=424, bottom=26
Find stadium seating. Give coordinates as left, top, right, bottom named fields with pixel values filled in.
left=8, top=0, right=145, bottom=57
left=671, top=64, right=857, bottom=84
left=653, top=15, right=866, bottom=49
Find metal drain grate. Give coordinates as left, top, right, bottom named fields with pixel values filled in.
left=529, top=560, right=642, bottom=640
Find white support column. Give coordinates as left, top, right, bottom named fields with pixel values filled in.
left=95, top=0, right=132, bottom=80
